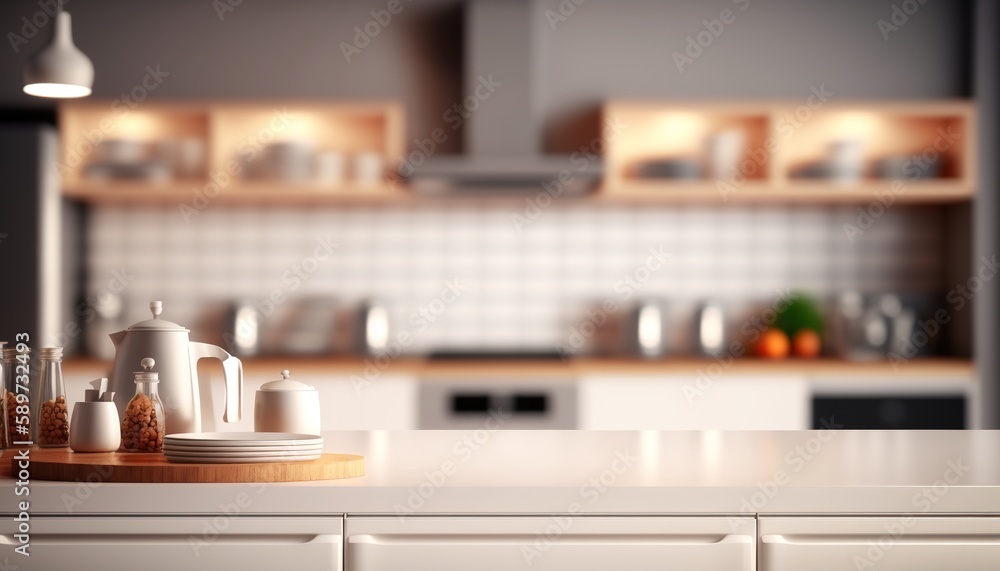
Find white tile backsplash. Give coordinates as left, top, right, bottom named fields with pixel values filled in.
left=85, top=203, right=945, bottom=353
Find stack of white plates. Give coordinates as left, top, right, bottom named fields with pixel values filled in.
left=163, top=432, right=323, bottom=463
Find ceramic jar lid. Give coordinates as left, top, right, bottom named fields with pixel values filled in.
left=259, top=370, right=315, bottom=391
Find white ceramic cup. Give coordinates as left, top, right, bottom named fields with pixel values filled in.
left=70, top=401, right=122, bottom=453
left=353, top=152, right=385, bottom=186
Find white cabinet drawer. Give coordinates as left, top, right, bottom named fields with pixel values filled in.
left=760, top=517, right=1000, bottom=571
left=579, top=376, right=809, bottom=430
left=1, top=516, right=343, bottom=571
left=347, top=516, right=755, bottom=571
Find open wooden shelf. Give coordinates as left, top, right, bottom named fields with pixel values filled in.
left=58, top=99, right=975, bottom=205
left=58, top=100, right=405, bottom=202
left=601, top=100, right=976, bottom=204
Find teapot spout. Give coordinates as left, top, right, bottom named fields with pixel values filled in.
left=109, top=330, right=127, bottom=347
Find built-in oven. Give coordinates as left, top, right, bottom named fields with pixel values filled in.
left=810, top=376, right=972, bottom=429
left=417, top=351, right=577, bottom=429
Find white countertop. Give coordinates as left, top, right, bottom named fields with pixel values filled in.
left=5, top=430, right=1000, bottom=516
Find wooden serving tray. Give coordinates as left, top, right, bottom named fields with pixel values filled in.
left=10, top=448, right=364, bottom=483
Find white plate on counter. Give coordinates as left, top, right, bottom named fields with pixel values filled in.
left=163, top=450, right=323, bottom=458
left=164, top=453, right=322, bottom=464
left=163, top=444, right=324, bottom=454
left=164, top=432, right=322, bottom=448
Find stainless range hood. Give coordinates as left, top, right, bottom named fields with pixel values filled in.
left=401, top=0, right=602, bottom=195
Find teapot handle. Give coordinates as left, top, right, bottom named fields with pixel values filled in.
left=190, top=342, right=244, bottom=423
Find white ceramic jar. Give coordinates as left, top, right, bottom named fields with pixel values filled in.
left=70, top=401, right=121, bottom=453
left=254, top=370, right=321, bottom=435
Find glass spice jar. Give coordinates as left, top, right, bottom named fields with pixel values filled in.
left=121, top=358, right=165, bottom=452
left=2, top=346, right=26, bottom=447
left=37, top=347, right=69, bottom=447
left=0, top=341, right=6, bottom=451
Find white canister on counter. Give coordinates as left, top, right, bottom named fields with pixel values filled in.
left=254, top=370, right=321, bottom=435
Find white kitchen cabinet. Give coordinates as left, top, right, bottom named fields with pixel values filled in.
left=579, top=375, right=809, bottom=430
left=760, top=517, right=1000, bottom=571
left=346, top=516, right=755, bottom=571
left=0, top=516, right=343, bottom=571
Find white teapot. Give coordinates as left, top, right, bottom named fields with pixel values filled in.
left=108, top=301, right=243, bottom=434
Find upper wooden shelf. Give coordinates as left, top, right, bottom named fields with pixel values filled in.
left=602, top=99, right=976, bottom=204
left=58, top=99, right=976, bottom=205
left=57, top=100, right=405, bottom=202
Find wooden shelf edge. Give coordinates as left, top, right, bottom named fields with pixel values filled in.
left=598, top=182, right=974, bottom=204
left=63, top=183, right=974, bottom=205
left=62, top=357, right=976, bottom=379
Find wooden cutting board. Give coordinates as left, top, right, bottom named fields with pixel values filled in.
left=11, top=448, right=364, bottom=483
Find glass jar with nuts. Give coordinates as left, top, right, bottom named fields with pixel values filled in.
left=4, top=346, right=28, bottom=447
left=37, top=347, right=69, bottom=447
left=122, top=358, right=165, bottom=453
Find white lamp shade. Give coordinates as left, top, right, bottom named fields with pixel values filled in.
left=23, top=12, right=94, bottom=98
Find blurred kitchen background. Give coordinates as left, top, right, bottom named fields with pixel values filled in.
left=0, top=0, right=997, bottom=431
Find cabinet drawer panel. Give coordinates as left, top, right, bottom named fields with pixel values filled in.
left=1, top=516, right=343, bottom=571
left=761, top=517, right=1000, bottom=571
left=348, top=516, right=755, bottom=571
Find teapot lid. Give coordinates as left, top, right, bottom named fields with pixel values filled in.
left=260, top=370, right=315, bottom=391
left=128, top=301, right=188, bottom=332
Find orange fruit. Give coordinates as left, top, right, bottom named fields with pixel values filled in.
left=756, top=328, right=790, bottom=359
left=792, top=329, right=822, bottom=358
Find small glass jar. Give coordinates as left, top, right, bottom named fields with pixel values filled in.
left=3, top=346, right=26, bottom=447
left=121, top=358, right=165, bottom=452
left=0, top=341, right=6, bottom=451
left=37, top=347, right=69, bottom=447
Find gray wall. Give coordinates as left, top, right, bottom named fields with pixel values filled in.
left=0, top=0, right=971, bottom=152
left=974, top=0, right=999, bottom=428
left=534, top=0, right=969, bottom=150
left=0, top=0, right=465, bottom=150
